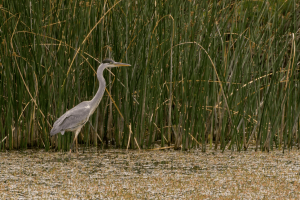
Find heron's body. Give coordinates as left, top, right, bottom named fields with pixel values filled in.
left=50, top=59, right=131, bottom=157
left=50, top=101, right=90, bottom=134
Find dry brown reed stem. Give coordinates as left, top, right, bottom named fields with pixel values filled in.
left=188, top=133, right=201, bottom=146
left=148, top=146, right=176, bottom=151
left=126, top=123, right=132, bottom=151
left=0, top=136, right=7, bottom=145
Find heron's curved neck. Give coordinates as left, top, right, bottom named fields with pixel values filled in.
left=90, top=67, right=106, bottom=108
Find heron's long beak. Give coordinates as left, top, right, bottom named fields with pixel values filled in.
left=113, top=62, right=131, bottom=67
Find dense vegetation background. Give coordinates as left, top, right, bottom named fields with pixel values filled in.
left=0, top=0, right=299, bottom=152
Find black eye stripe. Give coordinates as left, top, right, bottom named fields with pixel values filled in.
left=102, top=58, right=114, bottom=64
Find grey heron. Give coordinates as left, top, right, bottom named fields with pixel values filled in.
left=50, top=58, right=131, bottom=157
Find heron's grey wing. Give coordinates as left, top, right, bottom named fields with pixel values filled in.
left=50, top=102, right=90, bottom=135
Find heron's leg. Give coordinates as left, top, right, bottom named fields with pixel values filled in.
left=69, top=128, right=81, bottom=158
left=76, top=137, right=79, bottom=154
left=70, top=136, right=77, bottom=153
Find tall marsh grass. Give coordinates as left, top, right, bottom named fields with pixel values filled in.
left=0, top=0, right=299, bottom=151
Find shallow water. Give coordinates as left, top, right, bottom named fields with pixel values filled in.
left=1, top=147, right=300, bottom=199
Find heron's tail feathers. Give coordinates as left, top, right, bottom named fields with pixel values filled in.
left=50, top=127, right=64, bottom=136
left=50, top=128, right=58, bottom=136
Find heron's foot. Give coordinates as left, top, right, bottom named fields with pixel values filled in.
left=68, top=149, right=72, bottom=159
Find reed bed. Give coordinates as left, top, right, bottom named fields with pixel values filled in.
left=0, top=0, right=299, bottom=152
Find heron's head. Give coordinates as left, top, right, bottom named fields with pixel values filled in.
left=101, top=58, right=131, bottom=68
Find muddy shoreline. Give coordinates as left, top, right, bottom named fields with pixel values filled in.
left=1, top=147, right=300, bottom=199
